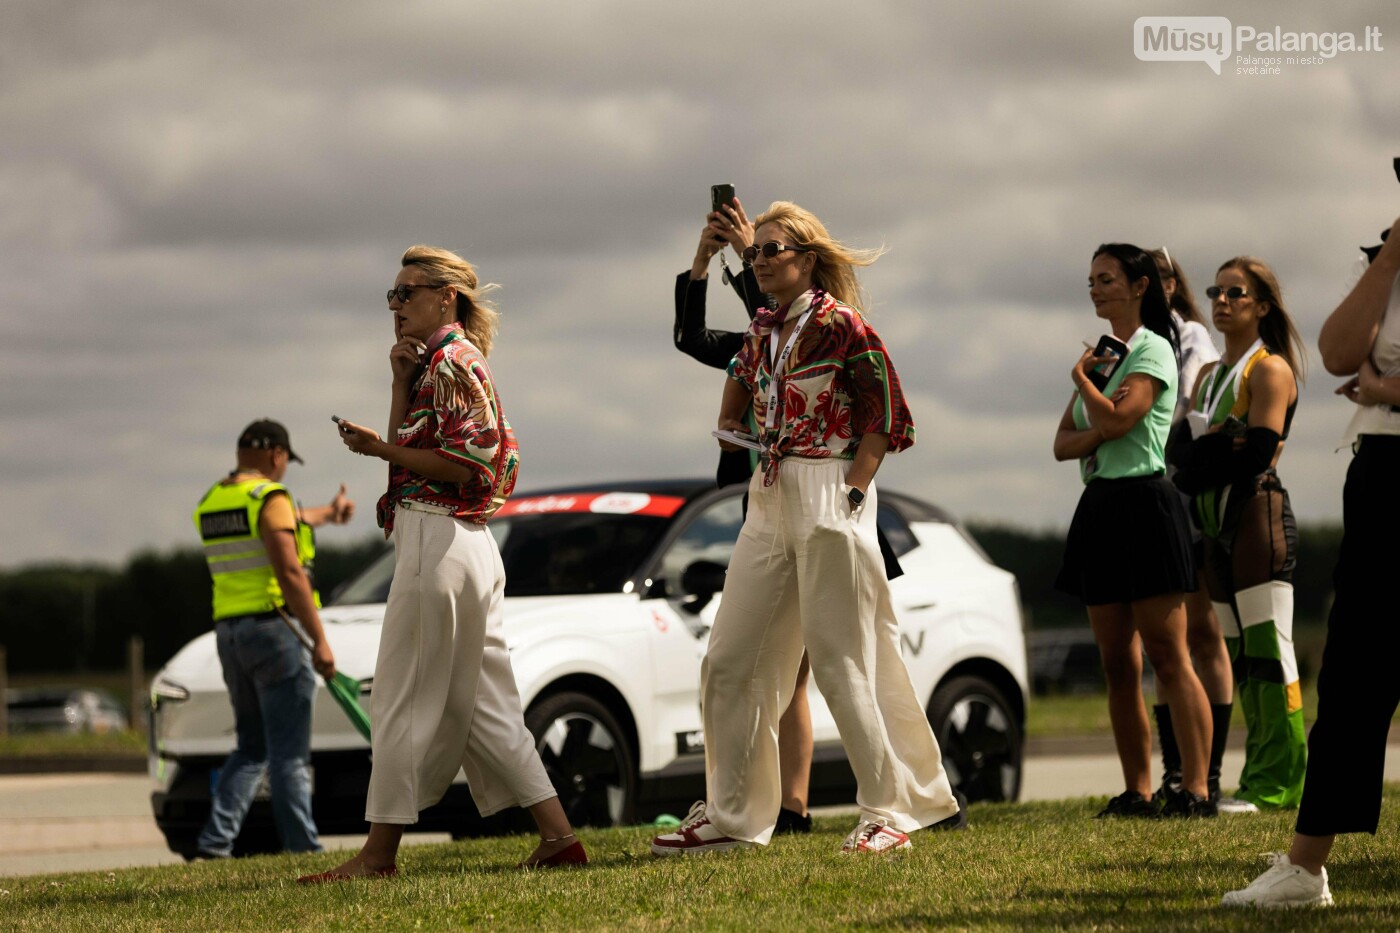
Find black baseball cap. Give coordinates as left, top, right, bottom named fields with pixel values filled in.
left=237, top=419, right=303, bottom=464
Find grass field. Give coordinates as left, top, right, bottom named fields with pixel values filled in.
left=0, top=729, right=144, bottom=758
left=4, top=789, right=1399, bottom=930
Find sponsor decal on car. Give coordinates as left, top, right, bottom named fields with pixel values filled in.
left=497, top=492, right=686, bottom=518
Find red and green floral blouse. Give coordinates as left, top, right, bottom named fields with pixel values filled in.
left=376, top=323, right=519, bottom=533
left=727, top=288, right=915, bottom=485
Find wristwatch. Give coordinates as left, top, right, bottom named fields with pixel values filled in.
left=846, top=486, right=865, bottom=508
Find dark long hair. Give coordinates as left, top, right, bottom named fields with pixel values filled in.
left=1093, top=243, right=1180, bottom=359
left=1217, top=256, right=1307, bottom=384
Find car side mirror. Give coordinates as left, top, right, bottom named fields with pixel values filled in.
left=679, top=560, right=728, bottom=614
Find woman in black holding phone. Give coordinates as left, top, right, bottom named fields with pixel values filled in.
left=1053, top=243, right=1215, bottom=818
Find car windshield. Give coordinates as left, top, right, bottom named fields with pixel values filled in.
left=330, top=511, right=672, bottom=605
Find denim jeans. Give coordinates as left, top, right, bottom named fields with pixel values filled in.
left=196, top=613, right=321, bottom=856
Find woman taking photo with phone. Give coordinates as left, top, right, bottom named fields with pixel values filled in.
left=301, top=245, right=585, bottom=881
left=1170, top=256, right=1307, bottom=814
left=1053, top=242, right=1215, bottom=818
left=651, top=201, right=961, bottom=857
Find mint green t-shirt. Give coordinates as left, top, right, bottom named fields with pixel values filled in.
left=1071, top=329, right=1177, bottom=483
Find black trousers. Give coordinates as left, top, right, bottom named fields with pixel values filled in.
left=1296, top=435, right=1400, bottom=837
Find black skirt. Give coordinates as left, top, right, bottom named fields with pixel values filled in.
left=1055, top=473, right=1197, bottom=606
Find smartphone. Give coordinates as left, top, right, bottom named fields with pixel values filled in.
left=709, top=184, right=736, bottom=246
left=1086, top=334, right=1130, bottom=391
left=710, top=183, right=736, bottom=215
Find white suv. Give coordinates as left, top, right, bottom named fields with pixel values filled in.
left=148, top=480, right=1027, bottom=856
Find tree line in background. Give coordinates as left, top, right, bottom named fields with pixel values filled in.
left=0, top=539, right=390, bottom=675
left=0, top=524, right=1344, bottom=675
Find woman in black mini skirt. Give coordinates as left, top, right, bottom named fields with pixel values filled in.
left=1053, top=243, right=1215, bottom=819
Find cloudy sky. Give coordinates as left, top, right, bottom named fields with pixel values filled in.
left=2, top=1, right=1396, bottom=567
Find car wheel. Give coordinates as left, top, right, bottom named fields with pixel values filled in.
left=926, top=675, right=1022, bottom=803
left=525, top=691, right=637, bottom=828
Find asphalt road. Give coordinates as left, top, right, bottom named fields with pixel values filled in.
left=4, top=745, right=1399, bottom=879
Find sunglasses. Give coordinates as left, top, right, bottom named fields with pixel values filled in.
left=742, top=241, right=811, bottom=264
left=1205, top=285, right=1249, bottom=301
left=386, top=283, right=443, bottom=304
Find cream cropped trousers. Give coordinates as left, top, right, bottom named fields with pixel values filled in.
left=365, top=505, right=556, bottom=824
left=702, top=459, right=960, bottom=844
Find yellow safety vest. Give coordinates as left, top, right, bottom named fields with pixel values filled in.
left=193, top=477, right=319, bottom=620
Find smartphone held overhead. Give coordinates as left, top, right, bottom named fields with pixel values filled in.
left=710, top=184, right=736, bottom=245
left=710, top=183, right=735, bottom=215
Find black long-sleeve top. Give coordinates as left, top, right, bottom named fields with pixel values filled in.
left=673, top=264, right=764, bottom=370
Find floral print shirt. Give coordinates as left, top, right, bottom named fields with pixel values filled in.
left=727, top=289, right=915, bottom=485
left=376, top=323, right=519, bottom=533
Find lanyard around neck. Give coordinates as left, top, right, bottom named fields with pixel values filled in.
left=764, top=301, right=817, bottom=434
left=1202, top=337, right=1264, bottom=425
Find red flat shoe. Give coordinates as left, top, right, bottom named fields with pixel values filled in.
left=517, top=840, right=587, bottom=869
left=296, top=865, right=398, bottom=884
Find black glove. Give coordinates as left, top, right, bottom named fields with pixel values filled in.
left=1171, top=426, right=1281, bottom=496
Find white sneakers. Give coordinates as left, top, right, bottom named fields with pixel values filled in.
left=841, top=819, right=912, bottom=855
left=650, top=802, right=754, bottom=856
left=1221, top=853, right=1333, bottom=908
left=1215, top=796, right=1260, bottom=815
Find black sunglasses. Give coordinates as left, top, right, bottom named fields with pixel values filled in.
left=1205, top=285, right=1249, bottom=301
left=742, top=241, right=811, bottom=264
left=386, top=283, right=443, bottom=304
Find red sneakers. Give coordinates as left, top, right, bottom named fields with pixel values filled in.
left=841, top=819, right=911, bottom=855
left=651, top=801, right=755, bottom=856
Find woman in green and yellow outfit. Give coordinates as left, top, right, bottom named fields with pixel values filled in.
left=1171, top=256, right=1307, bottom=811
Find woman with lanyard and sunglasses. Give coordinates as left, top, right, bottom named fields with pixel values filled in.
left=651, top=202, right=961, bottom=857
left=1170, top=257, right=1307, bottom=816
left=672, top=195, right=915, bottom=837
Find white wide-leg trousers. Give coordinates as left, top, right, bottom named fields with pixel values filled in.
left=701, top=460, right=960, bottom=844
left=365, top=506, right=557, bottom=824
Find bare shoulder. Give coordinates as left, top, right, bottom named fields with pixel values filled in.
left=1253, top=353, right=1296, bottom=385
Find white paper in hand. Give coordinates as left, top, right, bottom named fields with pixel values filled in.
left=712, top=429, right=763, bottom=451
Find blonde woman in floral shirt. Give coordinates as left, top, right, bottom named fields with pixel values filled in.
left=651, top=203, right=961, bottom=857
left=301, top=246, right=584, bottom=881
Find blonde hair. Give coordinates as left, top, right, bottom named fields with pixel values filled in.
left=400, top=245, right=502, bottom=357
left=1217, top=255, right=1307, bottom=385
left=753, top=201, right=885, bottom=310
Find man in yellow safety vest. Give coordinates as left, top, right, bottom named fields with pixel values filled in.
left=191, top=419, right=353, bottom=858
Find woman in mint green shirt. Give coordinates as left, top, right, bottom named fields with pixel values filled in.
left=1053, top=243, right=1215, bottom=819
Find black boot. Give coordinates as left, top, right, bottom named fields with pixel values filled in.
left=1152, top=704, right=1182, bottom=805
left=1208, top=703, right=1232, bottom=803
